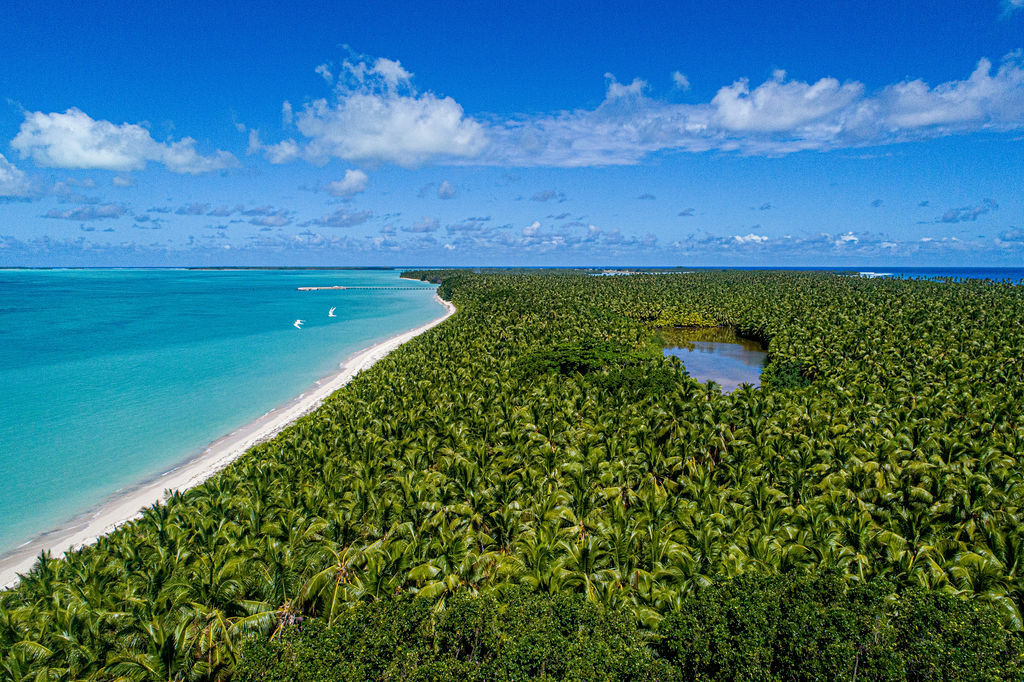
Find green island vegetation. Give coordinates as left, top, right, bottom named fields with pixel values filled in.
left=4, top=270, right=1024, bottom=680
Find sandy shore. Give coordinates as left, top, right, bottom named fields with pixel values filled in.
left=0, top=294, right=456, bottom=589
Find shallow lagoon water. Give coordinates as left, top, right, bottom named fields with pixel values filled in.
left=660, top=327, right=767, bottom=392
left=0, top=269, right=440, bottom=555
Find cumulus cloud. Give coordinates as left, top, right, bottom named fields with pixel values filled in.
left=254, top=51, right=1024, bottom=169
left=936, top=198, right=998, bottom=223
left=44, top=202, right=127, bottom=221
left=255, top=55, right=487, bottom=167
left=482, top=53, right=1024, bottom=165
left=327, top=168, right=369, bottom=197
left=253, top=134, right=302, bottom=164
left=112, top=175, right=135, bottom=187
left=302, top=208, right=372, bottom=228
left=712, top=69, right=863, bottom=132
left=0, top=153, right=32, bottom=197
left=436, top=180, right=457, bottom=199
left=733, top=233, right=768, bottom=244
left=605, top=75, right=648, bottom=99
left=12, top=108, right=237, bottom=174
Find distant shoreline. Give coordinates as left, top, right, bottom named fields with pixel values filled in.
left=0, top=293, right=456, bottom=589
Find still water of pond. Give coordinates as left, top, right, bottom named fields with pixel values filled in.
left=660, top=327, right=768, bottom=392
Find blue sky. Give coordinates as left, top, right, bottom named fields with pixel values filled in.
left=1, top=0, right=1023, bottom=266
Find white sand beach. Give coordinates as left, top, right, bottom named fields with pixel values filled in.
left=0, top=294, right=456, bottom=589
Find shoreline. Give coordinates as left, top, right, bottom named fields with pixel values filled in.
left=0, top=293, right=456, bottom=589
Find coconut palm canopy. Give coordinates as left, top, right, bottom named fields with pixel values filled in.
left=3, top=270, right=1024, bottom=679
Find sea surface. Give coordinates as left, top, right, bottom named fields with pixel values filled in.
left=0, top=269, right=440, bottom=555
left=847, top=267, right=1024, bottom=281
left=591, top=267, right=1024, bottom=282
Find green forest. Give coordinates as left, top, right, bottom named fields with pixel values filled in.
left=3, top=270, right=1024, bottom=680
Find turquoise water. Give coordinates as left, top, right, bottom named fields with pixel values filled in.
left=0, top=269, right=441, bottom=554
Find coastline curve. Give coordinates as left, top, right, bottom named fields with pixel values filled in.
left=0, top=293, right=456, bottom=589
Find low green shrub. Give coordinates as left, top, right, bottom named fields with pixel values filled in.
left=237, top=588, right=669, bottom=681
left=238, top=577, right=1022, bottom=681
left=655, top=573, right=1024, bottom=681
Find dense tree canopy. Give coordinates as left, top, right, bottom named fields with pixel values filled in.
left=3, top=270, right=1024, bottom=679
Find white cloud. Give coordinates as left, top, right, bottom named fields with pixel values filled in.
left=1003, top=0, right=1024, bottom=14
left=369, top=57, right=413, bottom=90
left=873, top=58, right=1024, bottom=129
left=523, top=220, right=541, bottom=236
left=12, top=108, right=237, bottom=174
left=605, top=75, right=648, bottom=99
left=0, top=153, right=31, bottom=197
left=482, top=53, right=1024, bottom=165
left=248, top=211, right=292, bottom=227
left=252, top=133, right=303, bottom=164
left=257, top=56, right=486, bottom=167
left=282, top=101, right=294, bottom=127
left=732, top=233, right=768, bottom=244
left=111, top=174, right=135, bottom=187
left=295, top=91, right=487, bottom=166
left=436, top=180, right=456, bottom=199
left=327, top=168, right=369, bottom=197
left=315, top=63, right=333, bottom=84
left=259, top=52, right=1024, bottom=169
left=711, top=70, right=863, bottom=132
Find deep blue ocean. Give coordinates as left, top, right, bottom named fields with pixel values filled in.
left=0, top=269, right=441, bottom=555
left=665, top=266, right=1024, bottom=281
left=843, top=267, right=1024, bottom=281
